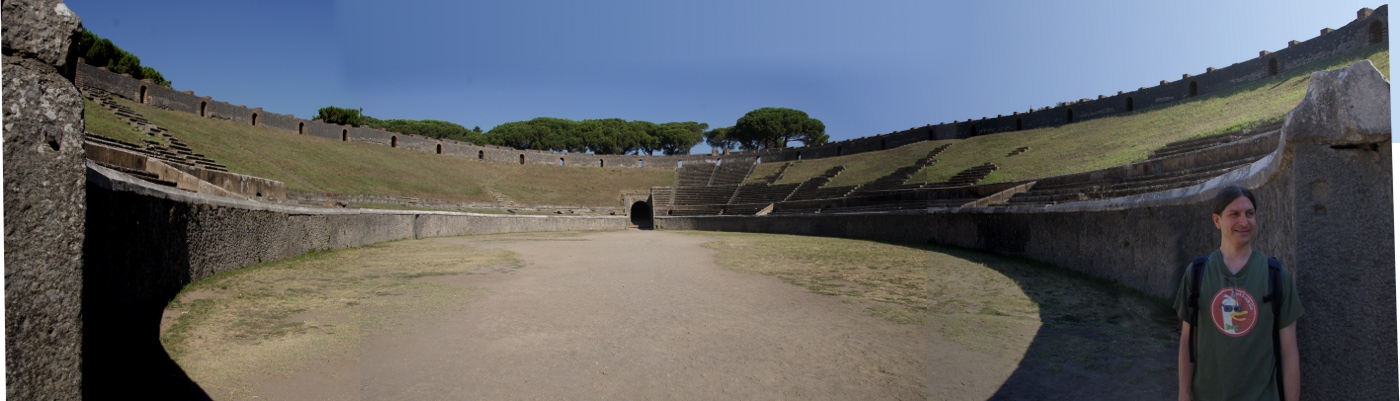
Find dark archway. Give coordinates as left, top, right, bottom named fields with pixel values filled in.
left=836, top=146, right=843, bottom=156
left=1015, top=118, right=1023, bottom=131
left=1066, top=109, right=1074, bottom=123
left=1370, top=20, right=1385, bottom=44
left=796, top=151, right=802, bottom=161
left=519, top=154, right=526, bottom=165
left=1125, top=96, right=1135, bottom=112
left=599, top=159, right=604, bottom=167
left=559, top=157, right=564, bottom=166
left=436, top=144, right=442, bottom=154
left=880, top=139, right=887, bottom=150
left=251, top=113, right=258, bottom=126
left=298, top=122, right=305, bottom=134
left=479, top=150, right=485, bottom=160
left=139, top=85, right=147, bottom=104
left=390, top=136, right=398, bottom=148
left=199, top=101, right=207, bottom=117
left=928, top=129, right=935, bottom=141
left=1188, top=80, right=1199, bottom=98
left=970, top=124, right=978, bottom=136
left=1268, top=57, right=1280, bottom=76
left=629, top=201, right=653, bottom=229
left=341, top=129, right=348, bottom=141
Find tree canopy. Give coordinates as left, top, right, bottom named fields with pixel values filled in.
left=729, top=107, right=828, bottom=149
left=76, top=29, right=171, bottom=87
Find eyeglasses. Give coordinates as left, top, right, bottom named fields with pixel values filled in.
left=1221, top=304, right=1243, bottom=313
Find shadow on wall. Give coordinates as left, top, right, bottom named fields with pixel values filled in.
left=82, top=185, right=212, bottom=400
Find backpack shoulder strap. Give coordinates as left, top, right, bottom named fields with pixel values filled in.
left=1267, top=257, right=1285, bottom=399
left=1187, top=256, right=1209, bottom=364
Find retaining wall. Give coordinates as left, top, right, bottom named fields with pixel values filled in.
left=656, top=61, right=1395, bottom=400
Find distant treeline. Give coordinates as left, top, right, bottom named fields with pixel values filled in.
left=76, top=29, right=170, bottom=87
left=315, top=106, right=828, bottom=155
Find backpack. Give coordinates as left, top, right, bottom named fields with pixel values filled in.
left=1185, top=255, right=1283, bottom=399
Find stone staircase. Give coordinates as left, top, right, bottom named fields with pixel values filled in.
left=83, top=88, right=229, bottom=172
left=482, top=186, right=518, bottom=207
left=852, top=144, right=952, bottom=194
left=924, top=162, right=998, bottom=189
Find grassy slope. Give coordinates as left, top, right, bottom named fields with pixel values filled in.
left=107, top=97, right=675, bottom=206
left=83, top=97, right=151, bottom=145
left=759, top=47, right=1387, bottom=187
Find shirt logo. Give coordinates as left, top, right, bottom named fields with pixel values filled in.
left=1209, top=287, right=1259, bottom=337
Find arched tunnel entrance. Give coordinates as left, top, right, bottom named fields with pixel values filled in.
left=629, top=201, right=653, bottom=229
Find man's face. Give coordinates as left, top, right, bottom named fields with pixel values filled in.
left=1212, top=196, right=1256, bottom=247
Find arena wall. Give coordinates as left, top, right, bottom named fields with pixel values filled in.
left=656, top=61, right=1395, bottom=400
left=71, top=6, right=1387, bottom=169
left=81, top=161, right=629, bottom=396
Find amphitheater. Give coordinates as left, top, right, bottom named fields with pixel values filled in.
left=5, top=1, right=1396, bottom=400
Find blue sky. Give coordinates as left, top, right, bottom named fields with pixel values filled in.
left=65, top=0, right=1387, bottom=153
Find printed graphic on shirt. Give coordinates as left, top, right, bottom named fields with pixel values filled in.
left=1209, top=287, right=1258, bottom=337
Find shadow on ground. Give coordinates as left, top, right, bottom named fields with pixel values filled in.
left=925, top=243, right=1182, bottom=400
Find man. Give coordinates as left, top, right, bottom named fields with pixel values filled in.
left=1175, top=185, right=1302, bottom=401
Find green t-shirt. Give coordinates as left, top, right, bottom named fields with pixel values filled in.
left=1173, top=250, right=1303, bottom=401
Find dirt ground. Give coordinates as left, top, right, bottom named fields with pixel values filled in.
left=167, top=230, right=1179, bottom=400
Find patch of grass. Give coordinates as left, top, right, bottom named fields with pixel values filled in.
left=98, top=96, right=675, bottom=206
left=687, top=230, right=1180, bottom=368
left=159, top=238, right=522, bottom=399
left=83, top=97, right=154, bottom=145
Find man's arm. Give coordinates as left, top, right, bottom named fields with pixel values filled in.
left=1280, top=322, right=1299, bottom=401
left=1179, top=321, right=1193, bottom=401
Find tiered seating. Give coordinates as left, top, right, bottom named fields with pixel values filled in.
left=672, top=185, right=740, bottom=206
left=710, top=159, right=755, bottom=186
left=823, top=199, right=929, bottom=214
left=730, top=182, right=801, bottom=204
left=675, top=162, right=717, bottom=187
left=786, top=166, right=855, bottom=201
left=83, top=88, right=230, bottom=172
left=852, top=144, right=951, bottom=194
left=90, top=159, right=180, bottom=188
left=759, top=162, right=795, bottom=184
left=1149, top=123, right=1281, bottom=160
left=924, top=163, right=998, bottom=189
left=1007, top=156, right=1263, bottom=205
left=651, top=186, right=675, bottom=207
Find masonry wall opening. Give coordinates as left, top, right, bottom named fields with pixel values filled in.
left=638, top=160, right=644, bottom=168
left=298, top=122, right=305, bottom=134
left=479, top=150, right=485, bottom=160
left=559, top=158, right=564, bottom=166
left=880, top=139, right=887, bottom=150
left=251, top=113, right=258, bottom=126
left=139, top=86, right=147, bottom=104
left=599, top=159, right=604, bottom=167
left=519, top=154, right=525, bottom=165
left=1370, top=20, right=1385, bottom=44
left=1268, top=57, right=1280, bottom=76
left=341, top=129, right=348, bottom=141
left=970, top=124, right=978, bottom=136
left=1126, top=97, right=1135, bottom=112
left=199, top=101, right=207, bottom=117
left=1016, top=118, right=1023, bottom=131
left=391, top=136, right=398, bottom=148
left=1188, top=80, right=1199, bottom=97
left=836, top=146, right=843, bottom=156
left=629, top=201, right=653, bottom=229
left=436, top=144, right=442, bottom=154
left=1066, top=109, right=1075, bottom=123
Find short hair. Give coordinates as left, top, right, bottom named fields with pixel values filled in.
left=1212, top=185, right=1258, bottom=215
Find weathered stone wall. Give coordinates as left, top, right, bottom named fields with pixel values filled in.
left=2, top=1, right=86, bottom=400
left=82, top=162, right=629, bottom=396
left=657, top=61, right=1394, bottom=400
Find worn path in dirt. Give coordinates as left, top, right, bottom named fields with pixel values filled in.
left=252, top=230, right=1020, bottom=400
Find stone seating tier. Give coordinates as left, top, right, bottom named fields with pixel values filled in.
left=730, top=182, right=802, bottom=204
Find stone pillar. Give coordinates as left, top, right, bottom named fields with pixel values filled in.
left=2, top=0, right=86, bottom=400
left=1281, top=60, right=1394, bottom=400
